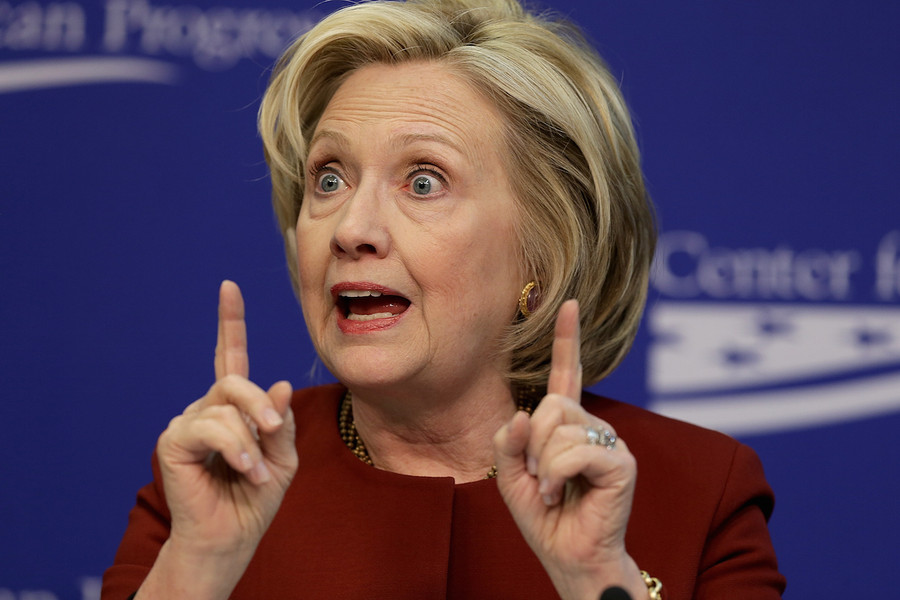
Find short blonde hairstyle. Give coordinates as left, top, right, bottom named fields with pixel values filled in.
left=259, top=0, right=656, bottom=389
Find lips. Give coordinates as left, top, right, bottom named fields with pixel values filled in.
left=331, top=283, right=410, bottom=331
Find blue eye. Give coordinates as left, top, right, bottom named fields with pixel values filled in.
left=318, top=172, right=343, bottom=193
left=412, top=175, right=433, bottom=195
left=410, top=172, right=444, bottom=196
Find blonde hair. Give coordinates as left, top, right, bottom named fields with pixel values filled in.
left=259, top=0, right=656, bottom=389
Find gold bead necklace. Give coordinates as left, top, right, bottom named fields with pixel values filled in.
left=339, top=388, right=537, bottom=480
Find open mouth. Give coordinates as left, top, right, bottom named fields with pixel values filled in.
left=336, top=290, right=410, bottom=321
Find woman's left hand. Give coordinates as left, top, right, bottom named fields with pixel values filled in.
left=493, top=300, right=646, bottom=600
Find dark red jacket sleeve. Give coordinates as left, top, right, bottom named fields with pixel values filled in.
left=101, top=453, right=170, bottom=600
left=693, top=442, right=785, bottom=599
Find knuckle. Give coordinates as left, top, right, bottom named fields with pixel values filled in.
left=543, top=453, right=570, bottom=480
left=219, top=434, right=245, bottom=458
left=541, top=393, right=561, bottom=408
left=206, top=378, right=222, bottom=395
left=157, top=425, right=175, bottom=448
left=158, top=414, right=194, bottom=448
left=207, top=404, right=248, bottom=429
left=543, top=393, right=571, bottom=411
left=560, top=394, right=580, bottom=410
left=546, top=424, right=571, bottom=447
left=165, top=414, right=184, bottom=431
left=203, top=404, right=237, bottom=424
left=220, top=373, right=244, bottom=387
left=217, top=403, right=241, bottom=418
left=201, top=404, right=228, bottom=419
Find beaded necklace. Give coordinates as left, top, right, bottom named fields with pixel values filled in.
left=338, top=389, right=537, bottom=480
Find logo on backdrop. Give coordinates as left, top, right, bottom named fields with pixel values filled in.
left=648, top=230, right=900, bottom=435
left=0, top=0, right=317, bottom=93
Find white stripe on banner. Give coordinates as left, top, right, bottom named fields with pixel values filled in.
left=650, top=371, right=900, bottom=436
left=0, top=57, right=181, bottom=94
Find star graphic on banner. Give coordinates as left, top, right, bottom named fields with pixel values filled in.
left=852, top=327, right=892, bottom=348
left=651, top=329, right=681, bottom=347
left=755, top=310, right=794, bottom=338
left=720, top=346, right=762, bottom=367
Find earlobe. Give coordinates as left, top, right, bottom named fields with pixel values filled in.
left=285, top=227, right=299, bottom=264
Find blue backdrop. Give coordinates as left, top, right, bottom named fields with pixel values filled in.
left=1, top=1, right=897, bottom=598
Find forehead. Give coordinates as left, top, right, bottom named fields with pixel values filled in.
left=313, top=61, right=506, bottom=159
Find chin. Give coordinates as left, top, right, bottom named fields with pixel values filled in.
left=324, top=347, right=425, bottom=392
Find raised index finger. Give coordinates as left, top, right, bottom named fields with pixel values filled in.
left=214, top=280, right=249, bottom=380
left=546, top=299, right=582, bottom=401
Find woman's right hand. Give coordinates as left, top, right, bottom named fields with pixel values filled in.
left=137, top=281, right=297, bottom=599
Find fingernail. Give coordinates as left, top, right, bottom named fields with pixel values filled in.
left=538, top=478, right=550, bottom=495
left=239, top=452, right=254, bottom=471
left=263, top=408, right=283, bottom=427
left=527, top=456, right=538, bottom=476
left=250, top=461, right=271, bottom=484
left=542, top=493, right=555, bottom=506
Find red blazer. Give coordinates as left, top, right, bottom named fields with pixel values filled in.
left=102, top=384, right=785, bottom=599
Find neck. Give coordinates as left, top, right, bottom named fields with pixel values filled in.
left=347, top=378, right=521, bottom=483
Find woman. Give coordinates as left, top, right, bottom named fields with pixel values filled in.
left=103, top=0, right=784, bottom=598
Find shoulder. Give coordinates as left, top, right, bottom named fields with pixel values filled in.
left=582, top=391, right=737, bottom=450
left=581, top=392, right=772, bottom=514
left=581, top=391, right=757, bottom=489
left=583, top=393, right=784, bottom=597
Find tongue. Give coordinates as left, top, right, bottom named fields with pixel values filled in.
left=347, top=295, right=409, bottom=316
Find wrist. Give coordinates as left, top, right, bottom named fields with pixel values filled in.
left=545, top=552, right=648, bottom=600
left=590, top=555, right=648, bottom=600
left=167, top=526, right=261, bottom=559
left=135, top=537, right=255, bottom=600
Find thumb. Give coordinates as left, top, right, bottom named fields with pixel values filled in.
left=267, top=380, right=293, bottom=415
left=259, top=380, right=296, bottom=466
left=492, top=411, right=531, bottom=484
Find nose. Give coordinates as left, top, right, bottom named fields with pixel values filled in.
left=329, top=184, right=391, bottom=260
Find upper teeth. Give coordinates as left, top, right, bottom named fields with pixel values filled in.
left=339, top=290, right=383, bottom=298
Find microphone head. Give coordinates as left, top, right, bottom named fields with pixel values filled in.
left=599, top=586, right=633, bottom=600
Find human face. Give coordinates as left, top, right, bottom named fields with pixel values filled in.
left=295, top=62, right=524, bottom=397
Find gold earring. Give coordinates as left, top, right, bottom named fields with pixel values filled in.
left=519, top=281, right=539, bottom=317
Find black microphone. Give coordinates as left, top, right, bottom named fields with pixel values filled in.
left=599, top=586, right=633, bottom=600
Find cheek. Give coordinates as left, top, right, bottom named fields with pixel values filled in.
left=295, top=222, right=330, bottom=303
left=418, top=223, right=520, bottom=316
left=295, top=218, right=321, bottom=269
left=475, top=223, right=525, bottom=314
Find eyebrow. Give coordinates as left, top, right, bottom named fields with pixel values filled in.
left=308, top=129, right=465, bottom=157
left=394, top=132, right=465, bottom=156
left=308, top=129, right=351, bottom=152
